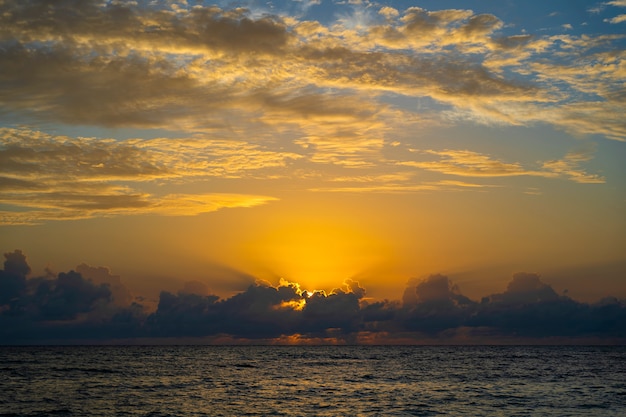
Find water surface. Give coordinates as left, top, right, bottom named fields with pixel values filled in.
left=1, top=345, right=624, bottom=416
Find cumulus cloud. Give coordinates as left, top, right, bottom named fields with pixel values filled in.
left=490, top=272, right=560, bottom=304
left=3, top=251, right=624, bottom=343
left=76, top=263, right=134, bottom=306
left=35, top=270, right=112, bottom=321
left=0, top=250, right=29, bottom=305
left=3, top=249, right=30, bottom=278
left=400, top=274, right=476, bottom=334
left=415, top=274, right=466, bottom=304
left=0, top=251, right=147, bottom=341
left=467, top=273, right=625, bottom=338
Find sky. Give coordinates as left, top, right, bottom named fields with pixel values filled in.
left=0, top=0, right=625, bottom=343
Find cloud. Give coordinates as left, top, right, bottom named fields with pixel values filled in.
left=0, top=0, right=623, bottom=143
left=489, top=272, right=560, bottom=304
left=309, top=180, right=496, bottom=193
left=467, top=273, right=625, bottom=338
left=0, top=128, right=285, bottom=224
left=35, top=270, right=112, bottom=321
left=0, top=192, right=277, bottom=225
left=301, top=289, right=362, bottom=334
left=0, top=1, right=291, bottom=57
left=309, top=169, right=497, bottom=193
left=378, top=7, right=399, bottom=20
left=401, top=150, right=532, bottom=177
left=0, top=252, right=148, bottom=341
left=0, top=250, right=29, bottom=305
left=3, top=249, right=30, bottom=277
left=532, top=102, right=626, bottom=142
left=150, top=291, right=221, bottom=337
left=76, top=263, right=134, bottom=306
left=542, top=147, right=606, bottom=184
left=605, top=14, right=626, bottom=23
left=407, top=274, right=471, bottom=305
left=0, top=2, right=379, bottom=135
left=0, top=2, right=622, bottom=210
left=400, top=274, right=476, bottom=335
left=2, top=124, right=552, bottom=214
left=399, top=148, right=605, bottom=183
left=1, top=251, right=625, bottom=343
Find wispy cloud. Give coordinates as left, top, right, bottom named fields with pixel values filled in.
left=0, top=128, right=286, bottom=224
left=605, top=14, right=626, bottom=23
left=310, top=180, right=495, bottom=194
left=399, top=148, right=604, bottom=183
left=0, top=193, right=277, bottom=225
left=542, top=147, right=606, bottom=184
left=401, top=150, right=532, bottom=178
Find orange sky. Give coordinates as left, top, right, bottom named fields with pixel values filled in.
left=1, top=0, right=625, bottom=307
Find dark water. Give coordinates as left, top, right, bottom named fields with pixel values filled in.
left=0, top=346, right=625, bottom=416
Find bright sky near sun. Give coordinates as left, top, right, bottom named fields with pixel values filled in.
left=1, top=0, right=625, bottom=303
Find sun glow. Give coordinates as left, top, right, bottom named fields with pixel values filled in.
left=274, top=299, right=307, bottom=311
left=244, top=217, right=390, bottom=291
left=271, top=279, right=331, bottom=311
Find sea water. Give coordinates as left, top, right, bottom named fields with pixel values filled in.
left=1, top=345, right=625, bottom=416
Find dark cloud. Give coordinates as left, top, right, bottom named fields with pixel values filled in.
left=1, top=251, right=625, bottom=344
left=0, top=250, right=29, bottom=305
left=468, top=273, right=625, bottom=338
left=400, top=274, right=477, bottom=335
left=149, top=291, right=221, bottom=337
left=34, top=270, right=111, bottom=321
left=492, top=272, right=560, bottom=304
left=403, top=273, right=473, bottom=307
left=0, top=251, right=143, bottom=342
left=301, top=290, right=361, bottom=334
left=76, top=263, right=134, bottom=306
left=3, top=249, right=30, bottom=277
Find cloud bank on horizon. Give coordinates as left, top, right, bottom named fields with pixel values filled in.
left=0, top=0, right=624, bottom=224
left=1, top=250, right=624, bottom=344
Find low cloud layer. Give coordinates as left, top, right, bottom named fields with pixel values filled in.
left=1, top=250, right=624, bottom=344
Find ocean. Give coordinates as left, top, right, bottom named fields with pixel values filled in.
left=0, top=345, right=624, bottom=416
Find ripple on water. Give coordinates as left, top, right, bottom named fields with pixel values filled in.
left=0, top=346, right=625, bottom=416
